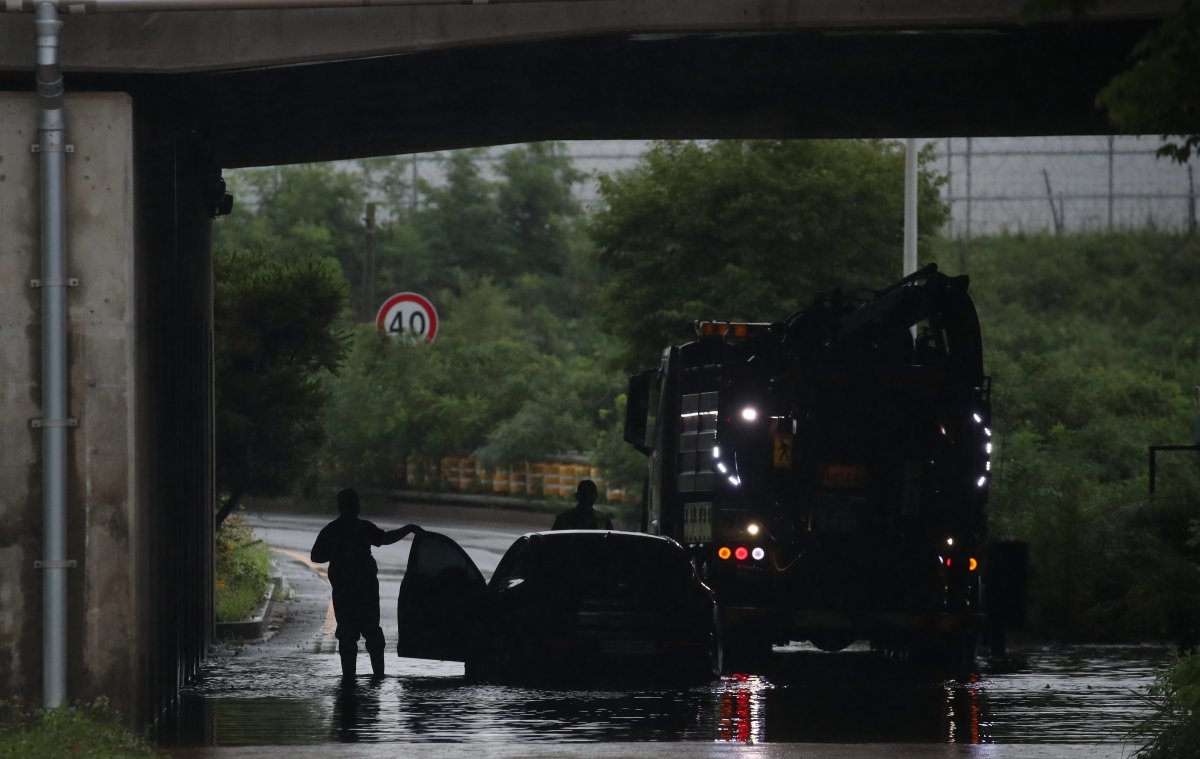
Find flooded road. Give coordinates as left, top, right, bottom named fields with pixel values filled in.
left=162, top=642, right=1165, bottom=747
left=159, top=510, right=1167, bottom=753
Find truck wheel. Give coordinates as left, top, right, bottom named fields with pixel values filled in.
left=809, top=632, right=856, bottom=653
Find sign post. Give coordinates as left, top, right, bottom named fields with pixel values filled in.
left=376, top=292, right=439, bottom=343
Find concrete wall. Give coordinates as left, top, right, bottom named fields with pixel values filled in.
left=0, top=91, right=214, bottom=724
left=0, top=92, right=141, bottom=712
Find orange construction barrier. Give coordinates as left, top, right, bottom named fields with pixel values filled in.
left=472, top=459, right=487, bottom=492
left=557, top=464, right=576, bottom=497
left=493, top=467, right=510, bottom=494
left=509, top=463, right=526, bottom=495
left=439, top=456, right=456, bottom=491
left=527, top=462, right=544, bottom=497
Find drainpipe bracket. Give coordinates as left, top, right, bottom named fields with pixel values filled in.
left=30, top=418, right=78, bottom=428
left=30, top=144, right=74, bottom=154
left=30, top=278, right=79, bottom=288
left=34, top=560, right=77, bottom=569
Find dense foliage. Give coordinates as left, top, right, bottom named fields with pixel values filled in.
left=215, top=145, right=640, bottom=497
left=215, top=514, right=273, bottom=623
left=1135, top=646, right=1200, bottom=758
left=320, top=326, right=624, bottom=485
left=590, top=139, right=948, bottom=369
left=213, top=248, right=348, bottom=526
left=937, top=231, right=1200, bottom=642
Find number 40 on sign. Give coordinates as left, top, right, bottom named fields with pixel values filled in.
left=376, top=292, right=439, bottom=344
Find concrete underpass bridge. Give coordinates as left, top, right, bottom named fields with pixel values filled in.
left=0, top=0, right=1179, bottom=726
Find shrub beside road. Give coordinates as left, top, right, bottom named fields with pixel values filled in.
left=216, top=514, right=272, bottom=623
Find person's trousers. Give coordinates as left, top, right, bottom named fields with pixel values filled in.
left=331, top=575, right=385, bottom=675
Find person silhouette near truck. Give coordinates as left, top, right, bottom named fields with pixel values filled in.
left=551, top=479, right=613, bottom=530
left=310, top=487, right=422, bottom=679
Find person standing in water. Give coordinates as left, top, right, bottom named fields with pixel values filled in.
left=310, top=487, right=422, bottom=678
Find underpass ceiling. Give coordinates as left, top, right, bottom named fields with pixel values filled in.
left=0, top=21, right=1174, bottom=167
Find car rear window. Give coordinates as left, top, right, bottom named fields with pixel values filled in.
left=507, top=535, right=694, bottom=590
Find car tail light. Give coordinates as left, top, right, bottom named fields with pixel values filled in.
left=734, top=546, right=749, bottom=561
left=717, top=546, right=732, bottom=560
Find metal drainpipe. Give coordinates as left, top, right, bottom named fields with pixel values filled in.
left=35, top=0, right=71, bottom=711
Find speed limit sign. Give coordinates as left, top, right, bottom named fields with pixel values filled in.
left=376, top=292, right=439, bottom=343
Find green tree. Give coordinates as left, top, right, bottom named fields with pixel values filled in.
left=318, top=327, right=417, bottom=486
left=935, top=230, right=1200, bottom=640
left=495, top=142, right=586, bottom=276
left=223, top=145, right=621, bottom=497
left=1024, top=0, right=1200, bottom=163
left=412, top=149, right=506, bottom=289
left=590, top=139, right=948, bottom=369
left=1097, top=0, right=1200, bottom=163
left=214, top=249, right=348, bottom=526
left=216, top=163, right=369, bottom=310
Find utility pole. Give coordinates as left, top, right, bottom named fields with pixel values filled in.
left=361, top=202, right=376, bottom=322
left=903, top=138, right=918, bottom=278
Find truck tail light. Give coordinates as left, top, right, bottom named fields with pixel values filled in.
left=943, top=556, right=979, bottom=571
left=719, top=546, right=765, bottom=562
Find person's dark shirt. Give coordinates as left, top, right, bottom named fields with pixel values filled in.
left=551, top=507, right=613, bottom=531
left=311, top=516, right=387, bottom=581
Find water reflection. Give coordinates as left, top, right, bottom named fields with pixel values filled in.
left=714, top=673, right=770, bottom=743
left=944, top=673, right=985, bottom=744
left=332, top=678, right=382, bottom=742
left=158, top=644, right=1165, bottom=747
left=391, top=680, right=709, bottom=742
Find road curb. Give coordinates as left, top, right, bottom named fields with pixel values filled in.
left=215, top=573, right=285, bottom=640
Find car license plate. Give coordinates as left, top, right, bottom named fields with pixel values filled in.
left=601, top=640, right=655, bottom=655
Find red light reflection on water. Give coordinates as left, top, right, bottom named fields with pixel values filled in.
left=715, top=673, right=769, bottom=743
left=946, top=672, right=984, bottom=744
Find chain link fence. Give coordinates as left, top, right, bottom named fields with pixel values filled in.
left=404, top=136, right=1199, bottom=238
left=940, top=136, right=1198, bottom=238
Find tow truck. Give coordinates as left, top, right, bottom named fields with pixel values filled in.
left=623, top=264, right=1025, bottom=664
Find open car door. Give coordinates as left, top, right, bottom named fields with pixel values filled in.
left=396, top=530, right=487, bottom=662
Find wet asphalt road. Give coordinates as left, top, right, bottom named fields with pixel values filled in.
left=158, top=508, right=1168, bottom=758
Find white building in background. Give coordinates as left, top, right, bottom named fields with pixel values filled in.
left=408, top=136, right=1197, bottom=238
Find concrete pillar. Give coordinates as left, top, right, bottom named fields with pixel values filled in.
left=0, top=90, right=215, bottom=725
left=0, top=91, right=143, bottom=716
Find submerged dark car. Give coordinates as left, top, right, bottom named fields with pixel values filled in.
left=396, top=530, right=722, bottom=685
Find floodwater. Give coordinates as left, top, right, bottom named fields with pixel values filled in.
left=157, top=642, right=1167, bottom=747
left=158, top=512, right=1168, bottom=751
